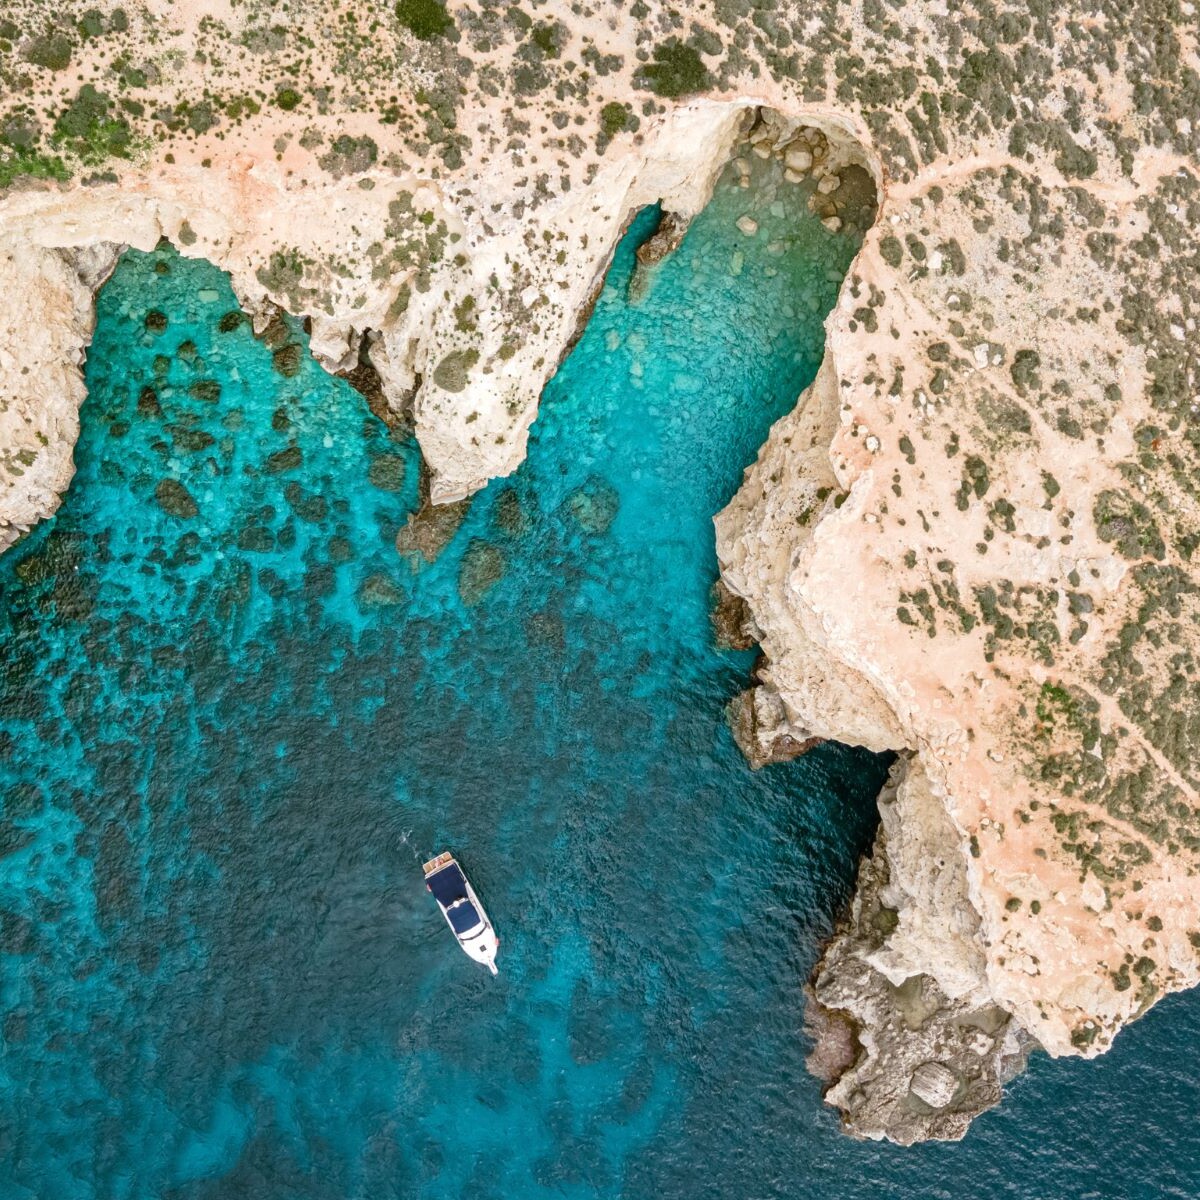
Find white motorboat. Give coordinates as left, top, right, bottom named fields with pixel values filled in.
left=422, top=852, right=499, bottom=975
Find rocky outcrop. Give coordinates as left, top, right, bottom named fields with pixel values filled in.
left=0, top=98, right=762, bottom=545
left=0, top=240, right=119, bottom=551
left=727, top=687, right=823, bottom=770
left=628, top=209, right=689, bottom=300
left=716, top=73, right=1200, bottom=1138
left=805, top=757, right=1032, bottom=1143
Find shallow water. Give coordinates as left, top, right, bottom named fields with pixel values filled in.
left=2, top=153, right=1200, bottom=1200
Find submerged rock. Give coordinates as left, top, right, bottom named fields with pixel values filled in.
left=166, top=425, right=215, bottom=452
left=457, top=538, right=505, bottom=607
left=395, top=464, right=470, bottom=566
left=154, top=478, right=197, bottom=519
left=137, top=387, right=161, bottom=418
left=188, top=379, right=221, bottom=403
left=493, top=487, right=529, bottom=537
left=367, top=453, right=406, bottom=493
left=256, top=309, right=290, bottom=350
left=272, top=343, right=303, bottom=378
left=563, top=476, right=619, bottom=536
left=236, top=522, right=274, bottom=553
left=359, top=572, right=405, bottom=607
left=284, top=482, right=327, bottom=524
left=264, top=446, right=302, bottom=474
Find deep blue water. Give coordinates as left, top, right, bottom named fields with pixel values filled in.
left=2, top=154, right=1199, bottom=1200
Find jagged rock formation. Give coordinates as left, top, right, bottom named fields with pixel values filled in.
left=804, top=757, right=1032, bottom=1144
left=2, top=0, right=1199, bottom=1144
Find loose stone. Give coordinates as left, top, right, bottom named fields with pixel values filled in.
left=785, top=146, right=813, bottom=172
left=735, top=215, right=759, bottom=236
left=908, top=1061, right=959, bottom=1109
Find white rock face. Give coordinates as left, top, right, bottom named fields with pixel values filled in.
left=716, top=356, right=909, bottom=755
left=867, top=755, right=987, bottom=1005
left=909, top=1061, right=959, bottom=1109
left=0, top=240, right=117, bottom=551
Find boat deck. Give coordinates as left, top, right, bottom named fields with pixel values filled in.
left=422, top=851, right=454, bottom=877
left=424, top=855, right=470, bottom=909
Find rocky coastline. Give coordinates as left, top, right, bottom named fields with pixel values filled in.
left=2, top=0, right=1199, bottom=1145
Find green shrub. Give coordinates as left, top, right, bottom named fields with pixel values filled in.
left=276, top=88, right=302, bottom=111
left=0, top=146, right=69, bottom=188
left=1094, top=489, right=1165, bottom=561
left=530, top=22, right=561, bottom=57
left=395, top=0, right=453, bottom=40
left=1010, top=348, right=1041, bottom=394
left=638, top=41, right=711, bottom=98
left=319, top=135, right=378, bottom=177
left=433, top=348, right=479, bottom=392
left=600, top=102, right=629, bottom=135
left=22, top=33, right=74, bottom=70
left=879, top=235, right=903, bottom=267
left=53, top=86, right=131, bottom=163
left=78, top=9, right=105, bottom=38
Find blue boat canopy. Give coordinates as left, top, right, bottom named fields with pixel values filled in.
left=447, top=900, right=482, bottom=934
left=427, top=862, right=468, bottom=907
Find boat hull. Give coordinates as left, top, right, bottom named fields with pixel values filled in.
left=422, top=852, right=499, bottom=975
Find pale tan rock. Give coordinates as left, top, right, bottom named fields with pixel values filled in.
left=909, top=1061, right=959, bottom=1109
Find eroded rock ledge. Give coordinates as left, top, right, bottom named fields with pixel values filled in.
left=805, top=757, right=1032, bottom=1144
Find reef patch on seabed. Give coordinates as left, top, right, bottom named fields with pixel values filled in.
left=0, top=140, right=895, bottom=1198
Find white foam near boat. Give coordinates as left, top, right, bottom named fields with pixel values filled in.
left=422, top=852, right=499, bottom=975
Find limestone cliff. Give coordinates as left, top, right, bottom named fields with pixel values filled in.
left=2, top=0, right=1199, bottom=1144
left=716, top=91, right=1200, bottom=1139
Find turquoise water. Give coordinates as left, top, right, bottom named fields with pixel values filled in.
left=2, top=154, right=1199, bottom=1199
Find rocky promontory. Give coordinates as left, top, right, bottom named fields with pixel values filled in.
left=2, top=0, right=1198, bottom=1143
